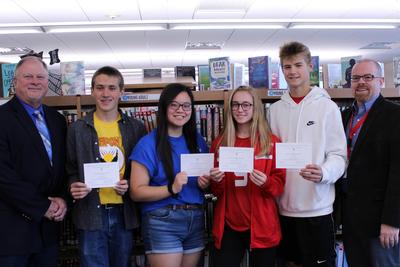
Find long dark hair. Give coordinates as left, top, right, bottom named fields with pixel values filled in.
left=156, top=83, right=198, bottom=183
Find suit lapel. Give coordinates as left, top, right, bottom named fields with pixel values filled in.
left=10, top=97, right=53, bottom=169
left=349, top=95, right=384, bottom=160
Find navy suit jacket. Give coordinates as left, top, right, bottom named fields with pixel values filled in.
left=0, top=96, right=67, bottom=255
left=342, top=95, right=400, bottom=237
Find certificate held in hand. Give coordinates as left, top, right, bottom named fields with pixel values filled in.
left=83, top=162, right=119, bottom=188
left=218, top=146, right=254, bottom=173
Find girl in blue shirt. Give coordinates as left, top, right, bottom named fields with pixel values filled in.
left=129, top=83, right=210, bottom=267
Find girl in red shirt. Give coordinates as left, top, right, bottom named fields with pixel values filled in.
left=210, top=86, right=286, bottom=267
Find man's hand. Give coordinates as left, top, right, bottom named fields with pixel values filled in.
left=300, top=164, right=323, bottom=183
left=48, top=197, right=67, bottom=222
left=380, top=224, right=399, bottom=248
left=44, top=200, right=58, bottom=220
left=114, top=179, right=129, bottom=196
left=70, top=182, right=91, bottom=199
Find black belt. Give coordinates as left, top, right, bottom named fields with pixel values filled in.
left=101, top=204, right=123, bottom=209
left=166, top=204, right=203, bottom=210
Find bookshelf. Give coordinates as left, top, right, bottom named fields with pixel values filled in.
left=30, top=87, right=400, bottom=117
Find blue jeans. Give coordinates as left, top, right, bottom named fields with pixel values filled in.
left=141, top=207, right=205, bottom=254
left=78, top=205, right=133, bottom=267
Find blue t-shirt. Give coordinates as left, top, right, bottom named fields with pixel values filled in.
left=129, top=129, right=209, bottom=214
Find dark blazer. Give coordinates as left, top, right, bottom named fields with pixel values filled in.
left=342, top=95, right=400, bottom=237
left=0, top=96, right=67, bottom=255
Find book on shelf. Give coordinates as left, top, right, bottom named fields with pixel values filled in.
left=198, top=65, right=211, bottom=91
left=310, top=56, right=320, bottom=87
left=394, top=56, right=400, bottom=88
left=61, top=61, right=86, bottom=95
left=1, top=63, right=16, bottom=97
left=230, top=63, right=246, bottom=89
left=340, top=56, right=361, bottom=88
left=270, top=62, right=281, bottom=89
left=209, top=57, right=231, bottom=90
left=175, top=66, right=196, bottom=81
left=248, top=55, right=271, bottom=89
left=143, top=68, right=162, bottom=78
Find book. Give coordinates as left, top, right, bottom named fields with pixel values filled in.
left=209, top=57, right=231, bottom=90
left=394, top=56, right=400, bottom=88
left=143, top=69, right=161, bottom=78
left=231, top=63, right=246, bottom=89
left=326, top=63, right=342, bottom=88
left=340, top=56, right=361, bottom=88
left=270, top=62, right=280, bottom=89
left=175, top=66, right=195, bottom=80
left=1, top=63, right=17, bottom=97
left=248, top=56, right=271, bottom=89
left=60, top=61, right=85, bottom=95
left=310, top=56, right=320, bottom=87
left=198, top=65, right=211, bottom=91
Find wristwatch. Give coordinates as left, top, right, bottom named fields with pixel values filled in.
left=167, top=182, right=179, bottom=198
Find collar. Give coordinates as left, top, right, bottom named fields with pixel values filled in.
left=16, top=96, right=44, bottom=116
left=352, top=94, right=379, bottom=116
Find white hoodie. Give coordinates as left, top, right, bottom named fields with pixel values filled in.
left=269, top=86, right=347, bottom=217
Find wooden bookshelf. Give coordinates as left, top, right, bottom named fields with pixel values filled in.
left=124, top=76, right=196, bottom=91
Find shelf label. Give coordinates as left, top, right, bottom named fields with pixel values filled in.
left=267, top=90, right=286, bottom=97
left=121, top=94, right=160, bottom=102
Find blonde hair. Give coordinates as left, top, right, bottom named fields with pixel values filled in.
left=217, top=86, right=272, bottom=155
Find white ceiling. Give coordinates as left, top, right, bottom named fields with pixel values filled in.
left=0, top=0, right=399, bottom=72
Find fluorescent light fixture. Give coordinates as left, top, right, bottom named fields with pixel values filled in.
left=46, top=25, right=166, bottom=33
left=172, top=24, right=285, bottom=30
left=291, top=24, right=397, bottom=29
left=0, top=28, right=42, bottom=34
left=185, top=42, right=224, bottom=50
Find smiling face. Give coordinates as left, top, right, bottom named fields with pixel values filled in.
left=351, top=61, right=383, bottom=104
left=231, top=90, right=254, bottom=126
left=281, top=53, right=312, bottom=93
left=14, top=57, right=48, bottom=108
left=91, top=74, right=123, bottom=115
left=167, top=91, right=192, bottom=131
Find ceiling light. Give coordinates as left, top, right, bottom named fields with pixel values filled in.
left=0, top=47, right=33, bottom=55
left=185, top=42, right=224, bottom=50
left=46, top=25, right=166, bottom=33
left=290, top=24, right=397, bottom=29
left=0, top=28, right=42, bottom=34
left=172, top=24, right=285, bottom=30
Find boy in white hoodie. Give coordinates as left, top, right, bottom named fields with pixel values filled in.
left=269, top=41, right=347, bottom=267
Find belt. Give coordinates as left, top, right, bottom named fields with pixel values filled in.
left=166, top=204, right=203, bottom=210
left=101, top=204, right=123, bottom=209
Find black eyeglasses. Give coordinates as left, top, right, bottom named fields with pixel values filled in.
left=168, top=101, right=192, bottom=111
left=231, top=101, right=253, bottom=111
left=351, top=74, right=381, bottom=83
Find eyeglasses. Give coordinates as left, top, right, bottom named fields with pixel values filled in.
left=351, top=74, right=381, bottom=83
left=168, top=101, right=192, bottom=111
left=231, top=101, right=253, bottom=111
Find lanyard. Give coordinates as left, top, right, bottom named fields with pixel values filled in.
left=347, top=111, right=369, bottom=157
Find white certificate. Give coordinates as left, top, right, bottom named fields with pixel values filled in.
left=276, top=143, right=312, bottom=169
left=83, top=162, right=119, bottom=188
left=219, top=147, right=254, bottom=173
left=180, top=153, right=214, bottom=177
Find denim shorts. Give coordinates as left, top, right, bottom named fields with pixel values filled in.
left=141, top=207, right=205, bottom=254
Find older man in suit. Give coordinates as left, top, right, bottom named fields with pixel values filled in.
left=0, top=56, right=67, bottom=266
left=342, top=59, right=400, bottom=266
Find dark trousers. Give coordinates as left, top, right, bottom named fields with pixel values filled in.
left=214, top=225, right=276, bottom=267
left=278, top=214, right=336, bottom=267
left=0, top=244, right=58, bottom=267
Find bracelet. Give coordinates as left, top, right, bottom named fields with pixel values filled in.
left=167, top=182, right=179, bottom=198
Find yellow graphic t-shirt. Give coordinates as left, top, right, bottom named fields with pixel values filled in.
left=94, top=113, right=124, bottom=204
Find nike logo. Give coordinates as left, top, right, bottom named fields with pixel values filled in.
left=317, top=260, right=327, bottom=264
left=306, top=121, right=315, bottom=126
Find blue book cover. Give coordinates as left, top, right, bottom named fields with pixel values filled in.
left=209, top=57, right=231, bottom=90
left=248, top=56, right=271, bottom=89
left=1, top=63, right=17, bottom=97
